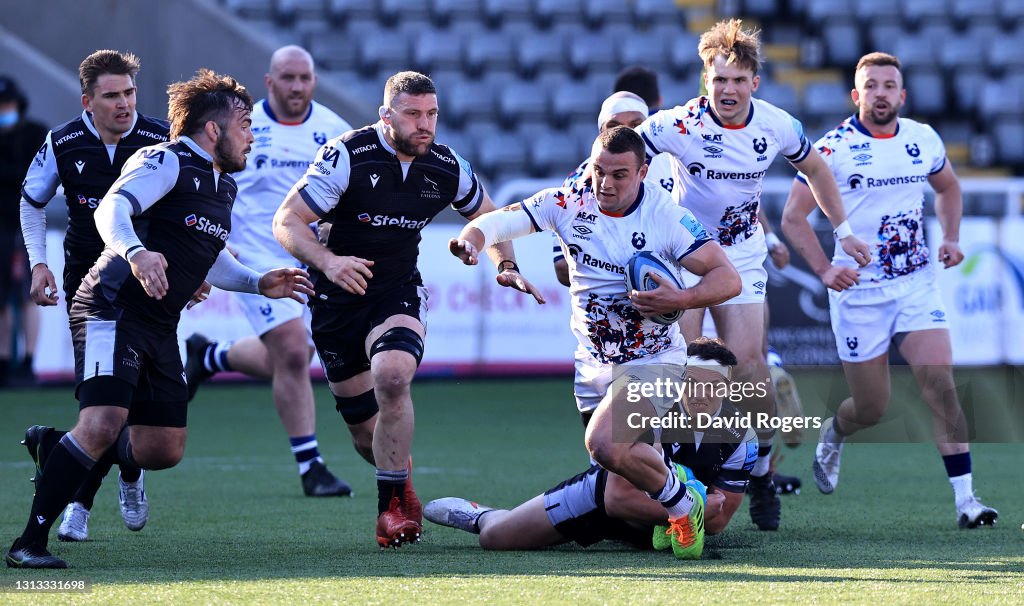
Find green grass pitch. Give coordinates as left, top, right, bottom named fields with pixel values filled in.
left=1, top=373, right=1022, bottom=605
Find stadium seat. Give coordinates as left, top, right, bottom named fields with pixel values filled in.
left=326, top=0, right=379, bottom=26
left=473, top=127, right=529, bottom=179
left=344, top=77, right=385, bottom=107
left=634, top=0, right=684, bottom=27
left=756, top=82, right=800, bottom=113
left=498, top=82, right=550, bottom=126
left=619, top=35, right=669, bottom=75
left=529, top=129, right=581, bottom=178
left=550, top=80, right=602, bottom=124
left=570, top=121, right=600, bottom=159
left=994, top=121, right=1024, bottom=164
left=437, top=128, right=477, bottom=162
left=445, top=79, right=497, bottom=127
left=515, top=31, right=570, bottom=79
left=803, top=81, right=852, bottom=121
left=429, top=0, right=481, bottom=26
left=950, top=0, right=998, bottom=24
left=804, top=0, right=853, bottom=25
left=584, top=0, right=633, bottom=28
left=822, top=22, right=863, bottom=67
left=306, top=30, right=361, bottom=71
left=463, top=29, right=514, bottom=77
left=868, top=23, right=903, bottom=55
left=567, top=31, right=622, bottom=78
left=902, top=0, right=950, bottom=26
left=978, top=79, right=1023, bottom=119
left=667, top=32, right=703, bottom=79
left=940, top=32, right=991, bottom=70
left=987, top=32, right=1024, bottom=70
left=274, top=0, right=326, bottom=26
left=357, top=33, right=410, bottom=77
left=951, top=67, right=988, bottom=113
left=893, top=34, right=935, bottom=70
left=413, top=31, right=465, bottom=73
left=481, top=0, right=533, bottom=28
left=379, top=0, right=429, bottom=26
left=661, top=75, right=703, bottom=108
left=852, top=0, right=901, bottom=23
left=741, top=0, right=781, bottom=18
left=534, top=0, right=584, bottom=28
left=999, top=0, right=1024, bottom=23
left=904, top=68, right=946, bottom=118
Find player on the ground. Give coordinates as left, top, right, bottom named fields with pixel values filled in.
left=6, top=69, right=314, bottom=569
left=18, top=50, right=170, bottom=542
left=449, top=127, right=741, bottom=558
left=424, top=338, right=756, bottom=556
left=635, top=18, right=871, bottom=530
left=183, top=46, right=354, bottom=497
left=781, top=52, right=998, bottom=529
left=272, top=71, right=544, bottom=548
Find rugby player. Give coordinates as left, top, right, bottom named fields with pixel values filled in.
left=781, top=52, right=998, bottom=529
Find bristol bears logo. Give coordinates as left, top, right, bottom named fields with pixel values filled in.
left=631, top=232, right=646, bottom=249
left=255, top=155, right=268, bottom=169
left=847, top=174, right=864, bottom=189
left=846, top=337, right=859, bottom=356
left=687, top=162, right=704, bottom=177
left=659, top=178, right=674, bottom=192
left=260, top=304, right=273, bottom=317
left=313, top=132, right=327, bottom=145
left=753, top=137, right=768, bottom=155
left=905, top=143, right=920, bottom=157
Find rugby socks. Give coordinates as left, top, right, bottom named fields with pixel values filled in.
left=20, top=433, right=95, bottom=546
left=376, top=468, right=409, bottom=515
left=751, top=443, right=772, bottom=477
left=648, top=466, right=695, bottom=519
left=943, top=452, right=974, bottom=505
left=290, top=434, right=324, bottom=475
left=73, top=456, right=113, bottom=510
left=203, top=341, right=233, bottom=373
left=825, top=416, right=849, bottom=443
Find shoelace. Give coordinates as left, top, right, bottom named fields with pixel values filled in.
left=666, top=515, right=695, bottom=546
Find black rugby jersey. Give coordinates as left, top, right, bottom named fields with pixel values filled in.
left=21, top=111, right=169, bottom=267
left=296, top=122, right=483, bottom=304
left=667, top=400, right=758, bottom=493
left=75, top=137, right=234, bottom=329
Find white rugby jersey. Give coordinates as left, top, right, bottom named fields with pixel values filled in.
left=797, top=115, right=946, bottom=287
left=521, top=183, right=712, bottom=365
left=636, top=96, right=811, bottom=249
left=229, top=99, right=351, bottom=269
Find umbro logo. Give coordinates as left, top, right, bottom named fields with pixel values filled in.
left=74, top=160, right=85, bottom=174
left=573, top=225, right=593, bottom=236
left=370, top=174, right=380, bottom=188
left=193, top=177, right=201, bottom=190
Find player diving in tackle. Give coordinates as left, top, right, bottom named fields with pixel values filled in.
left=425, top=338, right=757, bottom=556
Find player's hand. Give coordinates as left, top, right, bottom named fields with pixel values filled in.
left=496, top=269, right=546, bottom=304
left=839, top=235, right=872, bottom=267
left=185, top=281, right=212, bottom=310
left=819, top=265, right=860, bottom=292
left=29, top=264, right=59, bottom=306
left=258, top=267, right=315, bottom=303
left=130, top=250, right=169, bottom=300
left=322, top=255, right=374, bottom=295
left=629, top=272, right=684, bottom=317
left=448, top=238, right=479, bottom=265
left=768, top=242, right=790, bottom=269
left=938, top=240, right=964, bottom=269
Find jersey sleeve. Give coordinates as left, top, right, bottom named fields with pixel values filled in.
left=20, top=131, right=60, bottom=208
left=635, top=107, right=695, bottom=161
left=646, top=153, right=677, bottom=194
left=712, top=430, right=758, bottom=493
left=518, top=187, right=574, bottom=234
left=924, top=124, right=947, bottom=174
left=110, top=146, right=181, bottom=215
left=795, top=134, right=834, bottom=185
left=668, top=206, right=713, bottom=261
left=449, top=148, right=484, bottom=217
left=294, top=138, right=350, bottom=218
left=774, top=106, right=813, bottom=164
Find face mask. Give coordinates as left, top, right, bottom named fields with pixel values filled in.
left=0, top=110, right=18, bottom=128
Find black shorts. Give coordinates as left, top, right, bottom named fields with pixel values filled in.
left=543, top=466, right=652, bottom=549
left=69, top=305, right=188, bottom=428
left=310, top=282, right=428, bottom=383
left=63, top=260, right=93, bottom=314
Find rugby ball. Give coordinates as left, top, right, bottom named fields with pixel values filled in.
left=624, top=251, right=684, bottom=325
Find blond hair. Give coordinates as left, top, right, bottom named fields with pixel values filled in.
left=698, top=19, right=762, bottom=74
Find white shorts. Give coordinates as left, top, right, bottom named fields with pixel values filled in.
left=829, top=268, right=948, bottom=362
left=680, top=233, right=767, bottom=306
left=574, top=347, right=687, bottom=415
left=234, top=291, right=312, bottom=338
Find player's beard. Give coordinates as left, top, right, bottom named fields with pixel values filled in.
left=392, top=127, right=433, bottom=158
left=863, top=102, right=900, bottom=127
left=215, top=134, right=247, bottom=173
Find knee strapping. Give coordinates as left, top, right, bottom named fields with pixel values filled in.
left=334, top=389, right=379, bottom=425
left=369, top=327, right=424, bottom=365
